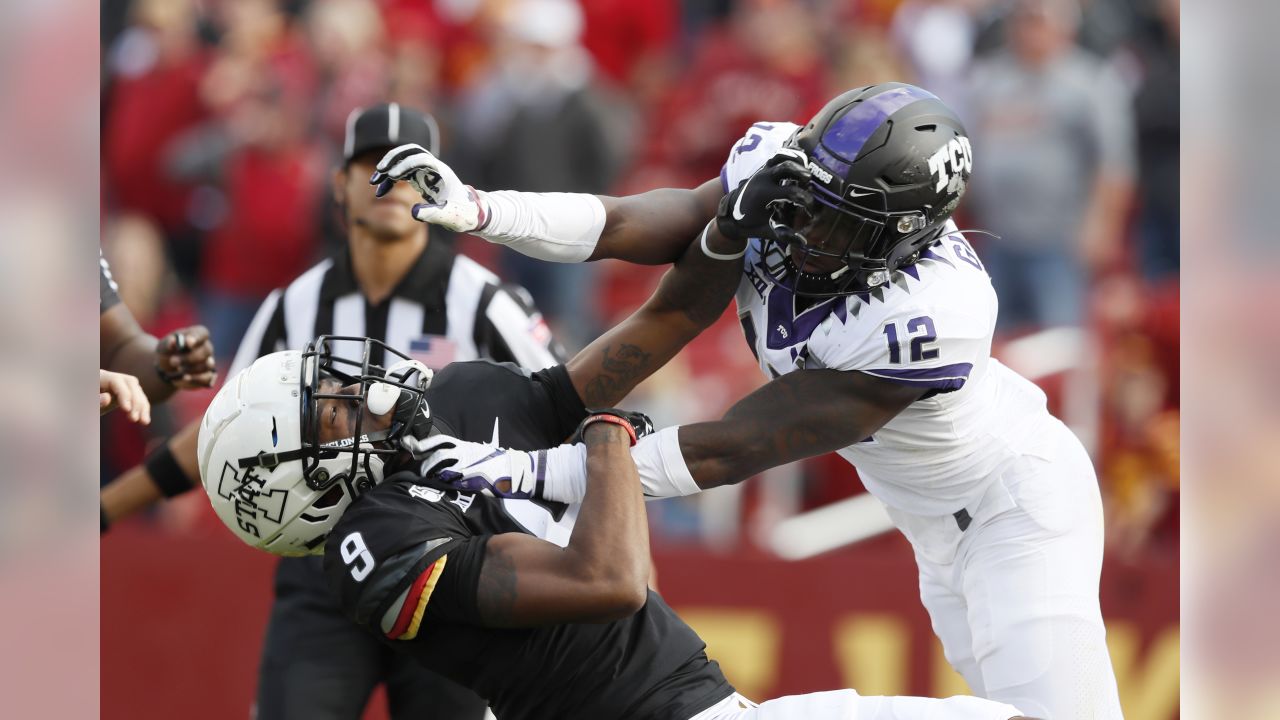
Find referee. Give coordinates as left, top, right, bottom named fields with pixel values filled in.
left=102, top=104, right=560, bottom=719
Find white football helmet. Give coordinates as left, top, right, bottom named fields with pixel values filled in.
left=197, top=337, right=433, bottom=556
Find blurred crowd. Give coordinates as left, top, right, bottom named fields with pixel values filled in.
left=100, top=0, right=1179, bottom=555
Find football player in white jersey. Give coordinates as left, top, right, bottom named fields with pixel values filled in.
left=367, top=83, right=1124, bottom=719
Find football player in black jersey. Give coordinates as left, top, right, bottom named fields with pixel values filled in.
left=197, top=231, right=1028, bottom=718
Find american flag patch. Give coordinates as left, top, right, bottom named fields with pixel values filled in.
left=409, top=335, right=458, bottom=370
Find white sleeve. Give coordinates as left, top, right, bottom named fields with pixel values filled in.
left=721, top=121, right=801, bottom=192
left=473, top=191, right=607, bottom=263
left=540, top=426, right=699, bottom=503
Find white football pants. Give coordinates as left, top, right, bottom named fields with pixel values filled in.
left=687, top=689, right=1024, bottom=720
left=886, top=417, right=1124, bottom=719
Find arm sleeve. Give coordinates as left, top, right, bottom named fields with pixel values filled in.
left=474, top=283, right=564, bottom=371
left=99, top=251, right=121, bottom=314
left=225, top=289, right=286, bottom=379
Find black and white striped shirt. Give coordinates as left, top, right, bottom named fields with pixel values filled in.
left=227, top=239, right=560, bottom=379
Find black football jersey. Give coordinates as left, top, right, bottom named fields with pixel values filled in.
left=323, top=360, right=734, bottom=719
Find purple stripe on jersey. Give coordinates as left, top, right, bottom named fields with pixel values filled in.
left=765, top=286, right=840, bottom=350
left=821, top=85, right=938, bottom=161
left=832, top=297, right=848, bottom=324
left=863, top=362, right=973, bottom=391
left=739, top=314, right=759, bottom=361
left=900, top=264, right=921, bottom=281
left=720, top=164, right=730, bottom=193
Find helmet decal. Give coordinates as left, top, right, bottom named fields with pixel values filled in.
left=764, top=83, right=974, bottom=297
left=214, top=461, right=288, bottom=539
left=816, top=84, right=939, bottom=162
left=197, top=338, right=435, bottom=556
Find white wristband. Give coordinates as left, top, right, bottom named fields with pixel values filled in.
left=699, top=222, right=747, bottom=261
left=474, top=190, right=606, bottom=263
left=538, top=425, right=700, bottom=503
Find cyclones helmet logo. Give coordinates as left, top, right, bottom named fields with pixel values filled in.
left=217, top=461, right=289, bottom=538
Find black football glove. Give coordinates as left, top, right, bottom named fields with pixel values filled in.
left=570, top=408, right=655, bottom=446
left=716, top=148, right=815, bottom=245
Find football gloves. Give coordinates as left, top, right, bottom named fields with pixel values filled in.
left=716, top=148, right=814, bottom=246
left=370, top=144, right=487, bottom=233
left=400, top=435, right=542, bottom=499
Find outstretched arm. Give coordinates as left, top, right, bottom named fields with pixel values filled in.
left=420, top=368, right=925, bottom=504
left=587, top=181, right=723, bottom=264
left=369, top=143, right=723, bottom=266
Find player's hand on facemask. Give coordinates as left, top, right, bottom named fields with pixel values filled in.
left=716, top=148, right=814, bottom=245
left=100, top=369, right=151, bottom=424
left=400, top=435, right=540, bottom=499
left=155, top=325, right=217, bottom=389
left=369, top=144, right=486, bottom=233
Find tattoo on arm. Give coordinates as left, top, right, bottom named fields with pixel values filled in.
left=476, top=541, right=519, bottom=624
left=581, top=343, right=653, bottom=407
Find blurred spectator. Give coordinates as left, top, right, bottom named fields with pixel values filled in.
left=964, top=0, right=1136, bottom=330
left=180, top=0, right=325, bottom=355
left=103, top=0, right=210, bottom=283
left=891, top=0, right=978, bottom=111
left=626, top=0, right=830, bottom=191
left=1093, top=276, right=1179, bottom=557
left=454, top=0, right=620, bottom=347
left=580, top=0, right=678, bottom=102
left=1129, top=0, right=1179, bottom=282
left=828, top=26, right=914, bottom=98
left=197, top=73, right=325, bottom=357
left=303, top=0, right=391, bottom=146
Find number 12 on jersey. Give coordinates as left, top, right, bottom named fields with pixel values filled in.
left=882, top=316, right=939, bottom=364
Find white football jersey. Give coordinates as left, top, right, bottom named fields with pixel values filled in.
left=724, top=122, right=1056, bottom=515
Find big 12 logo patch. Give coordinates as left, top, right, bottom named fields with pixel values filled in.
left=927, top=137, right=973, bottom=194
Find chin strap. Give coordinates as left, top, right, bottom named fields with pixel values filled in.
left=237, top=426, right=400, bottom=471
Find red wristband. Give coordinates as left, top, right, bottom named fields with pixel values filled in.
left=581, top=414, right=638, bottom=446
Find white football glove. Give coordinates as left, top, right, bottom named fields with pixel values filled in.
left=400, top=434, right=541, bottom=499
left=370, top=144, right=487, bottom=233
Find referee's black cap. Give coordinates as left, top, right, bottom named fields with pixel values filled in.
left=343, top=103, right=440, bottom=164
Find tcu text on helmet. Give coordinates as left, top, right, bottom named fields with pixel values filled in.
left=927, top=137, right=973, bottom=194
